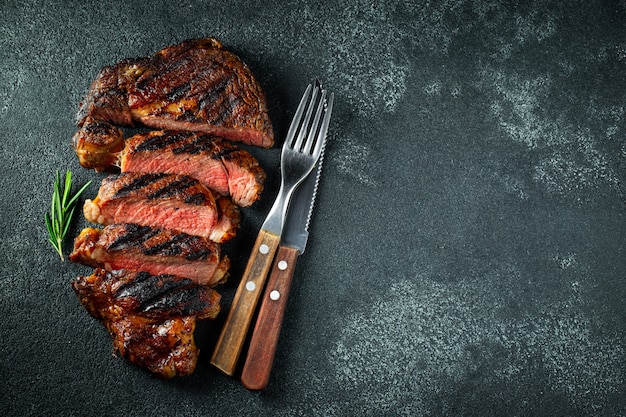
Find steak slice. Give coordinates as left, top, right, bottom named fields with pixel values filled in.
left=109, top=315, right=200, bottom=378
left=119, top=130, right=266, bottom=207
left=83, top=172, right=240, bottom=242
left=74, top=37, right=274, bottom=169
left=72, top=268, right=221, bottom=321
left=69, top=224, right=230, bottom=286
left=71, top=267, right=222, bottom=379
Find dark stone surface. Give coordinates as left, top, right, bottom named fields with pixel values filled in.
left=1, top=1, right=625, bottom=415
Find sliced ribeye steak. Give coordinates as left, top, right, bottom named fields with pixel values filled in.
left=83, top=172, right=240, bottom=242
left=69, top=224, right=230, bottom=286
left=73, top=37, right=274, bottom=169
left=101, top=130, right=265, bottom=207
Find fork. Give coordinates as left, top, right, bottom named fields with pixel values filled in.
left=210, top=82, right=330, bottom=376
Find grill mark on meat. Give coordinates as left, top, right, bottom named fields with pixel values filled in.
left=138, top=232, right=211, bottom=260
left=133, top=54, right=221, bottom=109
left=113, top=273, right=213, bottom=318
left=107, top=224, right=160, bottom=251
left=210, top=95, right=242, bottom=126
left=133, top=55, right=190, bottom=94
left=184, top=193, right=207, bottom=205
left=113, top=173, right=169, bottom=198
left=171, top=135, right=206, bottom=155
left=137, top=286, right=208, bottom=317
left=133, top=131, right=189, bottom=152
left=116, top=271, right=194, bottom=301
left=184, top=247, right=213, bottom=261
left=108, top=172, right=207, bottom=205
left=141, top=232, right=189, bottom=257
left=145, top=176, right=201, bottom=202
left=170, top=134, right=223, bottom=158
left=166, top=82, right=192, bottom=103
left=185, top=60, right=222, bottom=99
left=197, top=74, right=232, bottom=114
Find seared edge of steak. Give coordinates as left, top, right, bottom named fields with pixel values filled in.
left=75, top=57, right=149, bottom=128
left=211, top=195, right=241, bottom=243
left=72, top=117, right=125, bottom=171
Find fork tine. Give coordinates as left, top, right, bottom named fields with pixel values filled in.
left=292, top=83, right=320, bottom=152
left=285, top=83, right=312, bottom=148
left=304, top=89, right=327, bottom=154
left=311, top=92, right=334, bottom=159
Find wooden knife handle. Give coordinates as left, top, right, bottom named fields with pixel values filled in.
left=241, top=245, right=299, bottom=390
left=210, top=229, right=280, bottom=376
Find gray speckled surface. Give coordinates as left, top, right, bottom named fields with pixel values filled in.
left=1, top=1, right=625, bottom=415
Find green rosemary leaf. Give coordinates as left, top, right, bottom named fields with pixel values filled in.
left=45, top=170, right=92, bottom=262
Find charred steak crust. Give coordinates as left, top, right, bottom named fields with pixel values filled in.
left=72, top=268, right=221, bottom=322
left=74, top=37, right=274, bottom=170
left=72, top=116, right=125, bottom=170
left=121, top=130, right=266, bottom=207
left=108, top=315, right=200, bottom=379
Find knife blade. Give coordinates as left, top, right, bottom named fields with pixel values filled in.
left=210, top=82, right=332, bottom=376
left=240, top=102, right=331, bottom=390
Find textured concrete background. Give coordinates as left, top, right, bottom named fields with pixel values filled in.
left=1, top=1, right=625, bottom=415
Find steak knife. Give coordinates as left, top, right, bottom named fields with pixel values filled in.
left=210, top=83, right=333, bottom=376
left=240, top=143, right=328, bottom=390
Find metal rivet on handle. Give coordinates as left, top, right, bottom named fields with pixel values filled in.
left=259, top=244, right=269, bottom=254
left=246, top=281, right=256, bottom=292
left=270, top=290, right=281, bottom=300
left=278, top=260, right=288, bottom=270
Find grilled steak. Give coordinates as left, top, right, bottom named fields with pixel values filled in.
left=72, top=268, right=221, bottom=321
left=111, top=314, right=200, bottom=378
left=71, top=269, right=219, bottom=378
left=83, top=172, right=239, bottom=242
left=118, top=130, right=266, bottom=207
left=71, top=267, right=222, bottom=379
left=69, top=224, right=230, bottom=286
left=73, top=37, right=274, bottom=169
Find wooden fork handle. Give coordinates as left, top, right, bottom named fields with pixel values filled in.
left=210, top=229, right=280, bottom=376
left=241, top=245, right=299, bottom=390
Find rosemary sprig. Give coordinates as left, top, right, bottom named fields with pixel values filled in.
left=45, top=170, right=92, bottom=261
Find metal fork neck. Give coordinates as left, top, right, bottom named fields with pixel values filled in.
left=262, top=180, right=299, bottom=236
